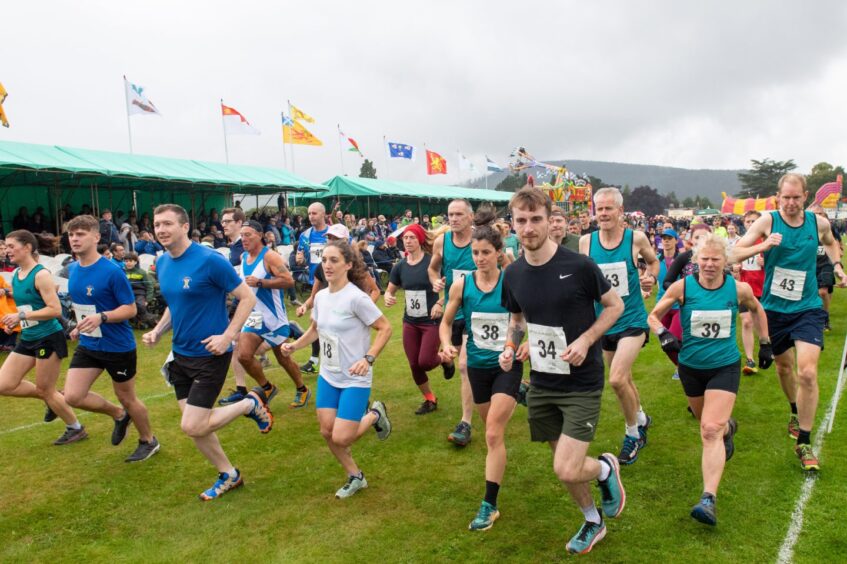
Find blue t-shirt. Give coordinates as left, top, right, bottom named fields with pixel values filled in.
left=297, top=226, right=329, bottom=283
left=157, top=243, right=242, bottom=357
left=68, top=257, right=137, bottom=353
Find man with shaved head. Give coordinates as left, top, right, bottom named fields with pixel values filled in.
left=295, top=202, right=330, bottom=373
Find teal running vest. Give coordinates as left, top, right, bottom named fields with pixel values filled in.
left=762, top=211, right=822, bottom=313
left=462, top=271, right=509, bottom=369
left=12, top=264, right=63, bottom=340
left=679, top=274, right=740, bottom=369
left=443, top=231, right=476, bottom=321
left=589, top=229, right=648, bottom=334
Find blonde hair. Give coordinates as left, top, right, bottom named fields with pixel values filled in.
left=778, top=173, right=807, bottom=193
left=692, top=233, right=728, bottom=262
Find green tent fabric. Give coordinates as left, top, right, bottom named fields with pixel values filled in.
left=322, top=176, right=511, bottom=203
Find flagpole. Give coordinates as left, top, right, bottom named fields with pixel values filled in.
left=288, top=100, right=296, bottom=174
left=424, top=142, right=429, bottom=184
left=337, top=124, right=346, bottom=176
left=123, top=76, right=134, bottom=154
left=456, top=149, right=462, bottom=185
left=383, top=135, right=390, bottom=180
left=220, top=99, right=230, bottom=165
left=280, top=112, right=288, bottom=170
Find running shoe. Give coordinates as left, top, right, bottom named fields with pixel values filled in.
left=370, top=401, right=392, bottom=440
left=44, top=403, right=58, bottom=423
left=300, top=360, right=317, bottom=374
left=415, top=399, right=438, bottom=415
left=517, top=381, right=529, bottom=407
left=448, top=421, right=472, bottom=446
left=638, top=414, right=652, bottom=448
left=218, top=389, right=246, bottom=406
left=597, top=453, right=626, bottom=518
left=469, top=500, right=500, bottom=531
left=54, top=426, right=88, bottom=445
left=566, top=517, right=606, bottom=555
left=724, top=418, right=738, bottom=461
left=111, top=411, right=132, bottom=446
left=824, top=320, right=831, bottom=333
left=262, top=383, right=279, bottom=404
left=795, top=443, right=820, bottom=472
left=442, top=361, right=456, bottom=380
left=742, top=358, right=758, bottom=375
left=290, top=386, right=311, bottom=409
left=245, top=389, right=274, bottom=433
left=199, top=469, right=243, bottom=500
left=672, top=370, right=680, bottom=381
left=617, top=435, right=641, bottom=465
left=125, top=437, right=161, bottom=463
left=335, top=474, right=368, bottom=499
left=788, top=414, right=800, bottom=440
left=259, top=354, right=271, bottom=368
left=691, top=493, right=717, bottom=526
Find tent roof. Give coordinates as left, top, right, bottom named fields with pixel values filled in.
left=322, top=176, right=512, bottom=203
left=0, top=140, right=327, bottom=194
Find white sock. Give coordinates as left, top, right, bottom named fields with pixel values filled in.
left=581, top=504, right=602, bottom=525
left=68, top=421, right=82, bottom=430
left=625, top=424, right=639, bottom=439
left=636, top=409, right=648, bottom=427
left=309, top=356, right=319, bottom=364
left=597, top=457, right=611, bottom=482
left=226, top=468, right=238, bottom=478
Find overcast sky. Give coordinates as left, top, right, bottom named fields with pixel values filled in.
left=2, top=1, right=846, bottom=186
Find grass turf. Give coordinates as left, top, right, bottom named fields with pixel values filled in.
left=1, top=290, right=845, bottom=562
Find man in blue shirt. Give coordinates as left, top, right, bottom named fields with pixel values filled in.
left=63, top=215, right=159, bottom=462
left=134, top=229, right=163, bottom=256
left=222, top=207, right=245, bottom=267
left=110, top=242, right=127, bottom=270
left=294, top=202, right=329, bottom=373
left=143, top=204, right=273, bottom=500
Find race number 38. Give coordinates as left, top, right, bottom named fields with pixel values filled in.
left=690, top=310, right=731, bottom=339
left=471, top=312, right=509, bottom=351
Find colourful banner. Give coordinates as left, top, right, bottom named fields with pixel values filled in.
left=720, top=192, right=777, bottom=215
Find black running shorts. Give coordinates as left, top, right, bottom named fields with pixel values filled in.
left=601, top=327, right=649, bottom=352
left=169, top=352, right=232, bottom=409
left=467, top=362, right=522, bottom=404
left=70, top=346, right=137, bottom=383
left=451, top=318, right=467, bottom=347
left=13, top=330, right=68, bottom=360
left=678, top=359, right=741, bottom=397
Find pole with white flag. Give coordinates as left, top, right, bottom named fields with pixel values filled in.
left=220, top=99, right=230, bottom=164
left=337, top=124, right=346, bottom=176
left=123, top=76, right=134, bottom=154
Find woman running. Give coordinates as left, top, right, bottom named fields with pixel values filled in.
left=281, top=240, right=393, bottom=499
left=384, top=223, right=450, bottom=415
left=649, top=234, right=773, bottom=526
left=439, top=210, right=521, bottom=531
left=0, top=230, right=86, bottom=445
left=656, top=228, right=682, bottom=374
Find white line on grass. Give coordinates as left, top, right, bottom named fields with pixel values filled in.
left=776, top=330, right=847, bottom=564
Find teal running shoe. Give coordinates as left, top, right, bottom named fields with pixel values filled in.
left=617, top=435, right=641, bottom=465
left=566, top=518, right=606, bottom=555
left=469, top=500, right=500, bottom=531
left=597, top=453, right=626, bottom=518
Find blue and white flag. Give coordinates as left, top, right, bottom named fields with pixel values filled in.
left=388, top=142, right=415, bottom=160
left=486, top=156, right=503, bottom=172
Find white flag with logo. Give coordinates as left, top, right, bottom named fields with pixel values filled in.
left=124, top=76, right=161, bottom=116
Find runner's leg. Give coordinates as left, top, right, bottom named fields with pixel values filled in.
left=64, top=367, right=124, bottom=419
left=113, top=377, right=153, bottom=442
left=699, top=390, right=736, bottom=495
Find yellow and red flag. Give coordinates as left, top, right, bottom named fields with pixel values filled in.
left=289, top=103, right=315, bottom=123
left=221, top=102, right=260, bottom=135
left=426, top=150, right=447, bottom=175
left=720, top=192, right=777, bottom=215
left=283, top=119, right=322, bottom=146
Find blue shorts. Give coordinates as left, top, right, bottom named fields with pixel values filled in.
left=315, top=375, right=371, bottom=421
left=766, top=308, right=827, bottom=356
left=243, top=323, right=291, bottom=347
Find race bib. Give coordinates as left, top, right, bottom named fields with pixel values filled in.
left=17, top=305, right=39, bottom=330
left=310, top=243, right=325, bottom=265
left=527, top=322, right=570, bottom=375
left=244, top=312, right=264, bottom=330
left=451, top=269, right=472, bottom=285
left=72, top=303, right=102, bottom=338
left=690, top=310, right=731, bottom=339
left=471, top=312, right=509, bottom=351
left=817, top=245, right=826, bottom=257
left=771, top=266, right=805, bottom=301
left=599, top=261, right=629, bottom=297
left=404, top=290, right=428, bottom=318
left=742, top=254, right=761, bottom=271
left=318, top=330, right=341, bottom=372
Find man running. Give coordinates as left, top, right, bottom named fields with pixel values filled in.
left=808, top=204, right=841, bottom=332
left=63, top=215, right=159, bottom=461
left=429, top=199, right=475, bottom=446
left=733, top=173, right=847, bottom=471
left=500, top=186, right=625, bottom=555
left=735, top=210, right=765, bottom=374
left=579, top=187, right=657, bottom=465
left=296, top=202, right=330, bottom=374
left=143, top=204, right=273, bottom=500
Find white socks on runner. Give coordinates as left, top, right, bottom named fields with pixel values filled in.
left=310, top=356, right=319, bottom=364
left=581, top=504, right=602, bottom=525
left=597, top=457, right=611, bottom=482
left=636, top=408, right=647, bottom=427
left=68, top=421, right=82, bottom=430
left=625, top=424, right=639, bottom=439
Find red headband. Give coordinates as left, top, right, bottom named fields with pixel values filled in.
left=404, top=224, right=427, bottom=244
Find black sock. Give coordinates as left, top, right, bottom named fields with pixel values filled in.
left=236, top=386, right=248, bottom=395
left=790, top=402, right=798, bottom=415
left=797, top=429, right=811, bottom=445
left=297, top=385, right=307, bottom=392
left=262, top=382, right=273, bottom=391
left=311, top=340, right=320, bottom=357
left=484, top=480, right=500, bottom=507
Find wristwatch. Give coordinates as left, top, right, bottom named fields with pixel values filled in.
left=257, top=280, right=263, bottom=288
left=364, top=354, right=376, bottom=366
left=100, top=312, right=108, bottom=324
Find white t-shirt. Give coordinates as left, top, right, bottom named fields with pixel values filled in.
left=312, top=282, right=383, bottom=388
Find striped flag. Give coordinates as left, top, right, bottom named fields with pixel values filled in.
left=814, top=176, right=843, bottom=207
left=486, top=156, right=503, bottom=172
left=338, top=126, right=364, bottom=157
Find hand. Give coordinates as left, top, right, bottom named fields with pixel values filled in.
left=515, top=342, right=530, bottom=362
left=280, top=342, right=295, bottom=357
left=349, top=359, right=370, bottom=376
left=440, top=344, right=458, bottom=363
left=201, top=334, right=231, bottom=355
left=383, top=293, right=396, bottom=307
left=1, top=313, right=20, bottom=329
left=142, top=329, right=160, bottom=347
left=756, top=255, right=764, bottom=268
left=639, top=273, right=655, bottom=293
left=758, top=340, right=774, bottom=369
left=562, top=335, right=590, bottom=366
left=731, top=264, right=741, bottom=275
left=763, top=232, right=783, bottom=250
left=658, top=329, right=681, bottom=353
left=499, top=347, right=514, bottom=372
left=430, top=303, right=443, bottom=319
left=76, top=314, right=103, bottom=335
left=69, top=328, right=80, bottom=341
left=432, top=277, right=446, bottom=293
left=835, top=266, right=847, bottom=288
left=295, top=251, right=306, bottom=265
left=244, top=275, right=259, bottom=288
left=296, top=304, right=308, bottom=317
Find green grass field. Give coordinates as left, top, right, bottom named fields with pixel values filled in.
left=1, top=290, right=846, bottom=563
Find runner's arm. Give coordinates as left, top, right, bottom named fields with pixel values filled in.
left=365, top=314, right=392, bottom=358
left=578, top=233, right=590, bottom=255
left=428, top=234, right=445, bottom=289
left=384, top=282, right=399, bottom=307
left=663, top=252, right=689, bottom=290
left=263, top=252, right=295, bottom=289
left=287, top=319, right=319, bottom=351
left=648, top=279, right=684, bottom=335
left=365, top=275, right=381, bottom=303
left=580, top=288, right=623, bottom=346
left=737, top=282, right=770, bottom=342
left=224, top=283, right=257, bottom=340
left=635, top=230, right=660, bottom=278
left=439, top=277, right=464, bottom=354
left=152, top=307, right=172, bottom=336
left=818, top=216, right=846, bottom=283
left=19, top=269, right=63, bottom=321
left=732, top=214, right=777, bottom=263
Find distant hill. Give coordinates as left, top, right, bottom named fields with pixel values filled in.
left=469, top=160, right=743, bottom=204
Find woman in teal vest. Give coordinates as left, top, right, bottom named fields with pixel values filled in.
left=649, top=234, right=773, bottom=527
left=439, top=210, right=521, bottom=533
left=0, top=230, right=87, bottom=445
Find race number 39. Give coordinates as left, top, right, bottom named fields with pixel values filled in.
left=690, top=310, right=731, bottom=339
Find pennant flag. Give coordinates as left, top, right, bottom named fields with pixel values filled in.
left=720, top=192, right=777, bottom=215
left=338, top=126, right=364, bottom=157
left=486, top=156, right=503, bottom=172
left=459, top=153, right=476, bottom=173
left=290, top=103, right=315, bottom=123
left=124, top=76, right=161, bottom=116
left=222, top=102, right=260, bottom=135
left=0, top=82, right=9, bottom=128
left=814, top=175, right=843, bottom=208
left=283, top=119, right=322, bottom=146
left=388, top=142, right=414, bottom=160
left=426, top=150, right=447, bottom=175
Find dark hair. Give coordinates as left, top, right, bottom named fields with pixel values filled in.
left=6, top=230, right=39, bottom=257
left=110, top=242, right=125, bottom=252
left=97, top=244, right=109, bottom=254
left=124, top=252, right=139, bottom=261
left=324, top=240, right=370, bottom=292
left=473, top=206, right=497, bottom=228
left=67, top=214, right=99, bottom=233
left=153, top=204, right=189, bottom=225
left=471, top=206, right=503, bottom=250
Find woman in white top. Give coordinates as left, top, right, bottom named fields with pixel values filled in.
left=282, top=240, right=392, bottom=499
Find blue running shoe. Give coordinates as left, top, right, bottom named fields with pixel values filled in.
left=218, top=389, right=246, bottom=406
left=566, top=518, right=606, bottom=555
left=199, top=469, right=243, bottom=501
left=597, top=453, right=626, bottom=518
left=691, top=493, right=717, bottom=526
left=469, top=500, right=500, bottom=531
left=617, top=435, right=641, bottom=465
left=638, top=414, right=653, bottom=448
left=245, top=389, right=274, bottom=433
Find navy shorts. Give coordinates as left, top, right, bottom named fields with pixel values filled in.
left=766, top=308, right=828, bottom=356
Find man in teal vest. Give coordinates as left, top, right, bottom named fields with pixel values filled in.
left=734, top=173, right=846, bottom=472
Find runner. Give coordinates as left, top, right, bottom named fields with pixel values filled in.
left=656, top=228, right=682, bottom=377
left=281, top=240, right=393, bottom=499
left=439, top=210, right=521, bottom=531
left=234, top=221, right=310, bottom=409
left=579, top=187, right=657, bottom=465
left=735, top=210, right=765, bottom=375
left=500, top=186, right=626, bottom=555
left=384, top=223, right=447, bottom=415
left=63, top=215, right=159, bottom=461
left=733, top=173, right=847, bottom=471
left=429, top=199, right=475, bottom=446
left=142, top=204, right=273, bottom=500
left=0, top=230, right=86, bottom=445
left=295, top=202, right=330, bottom=374
left=808, top=204, right=841, bottom=332
left=649, top=233, right=773, bottom=525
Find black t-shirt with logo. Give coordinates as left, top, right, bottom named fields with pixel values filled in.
left=389, top=254, right=439, bottom=325
left=502, top=246, right=611, bottom=392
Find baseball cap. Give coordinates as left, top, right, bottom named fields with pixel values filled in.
left=661, top=228, right=679, bottom=239
left=326, top=223, right=350, bottom=240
